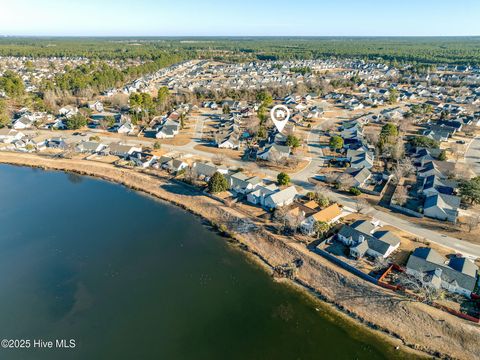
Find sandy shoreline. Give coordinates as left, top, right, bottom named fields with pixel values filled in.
left=1, top=151, right=479, bottom=360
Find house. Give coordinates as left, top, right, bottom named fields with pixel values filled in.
left=263, top=185, right=298, bottom=210
left=337, top=220, right=400, bottom=259
left=247, top=184, right=279, bottom=207
left=75, top=141, right=106, bottom=154
left=58, top=105, right=79, bottom=119
left=155, top=119, right=180, bottom=139
left=165, top=159, right=189, bottom=173
left=28, top=136, right=47, bottom=151
left=422, top=127, right=451, bottom=142
left=227, top=172, right=264, bottom=195
left=346, top=148, right=374, bottom=169
left=12, top=116, right=35, bottom=130
left=301, top=203, right=343, bottom=235
left=192, top=162, right=228, bottom=181
left=46, top=118, right=67, bottom=130
left=46, top=137, right=67, bottom=149
left=344, top=167, right=372, bottom=188
left=337, top=220, right=376, bottom=246
left=129, top=151, right=158, bottom=168
left=0, top=129, right=25, bottom=143
left=417, top=161, right=455, bottom=179
left=117, top=122, right=136, bottom=135
left=218, top=134, right=240, bottom=149
left=412, top=148, right=443, bottom=167
left=421, top=175, right=456, bottom=197
left=424, top=193, right=460, bottom=223
left=106, top=143, right=142, bottom=158
left=87, top=100, right=104, bottom=113
left=257, top=144, right=290, bottom=162
left=406, top=247, right=478, bottom=296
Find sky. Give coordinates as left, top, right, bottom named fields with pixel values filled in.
left=0, top=0, right=479, bottom=37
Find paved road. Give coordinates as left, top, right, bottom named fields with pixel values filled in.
left=465, top=136, right=480, bottom=175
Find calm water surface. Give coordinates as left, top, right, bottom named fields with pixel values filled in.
left=0, top=165, right=414, bottom=359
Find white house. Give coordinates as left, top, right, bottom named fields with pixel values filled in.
left=263, top=186, right=298, bottom=210
left=406, top=248, right=478, bottom=297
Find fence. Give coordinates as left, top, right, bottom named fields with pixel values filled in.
left=390, top=203, right=424, bottom=218
left=313, top=241, right=480, bottom=323
left=313, top=242, right=378, bottom=284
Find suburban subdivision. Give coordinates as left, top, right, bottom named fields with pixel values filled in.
left=1, top=35, right=480, bottom=360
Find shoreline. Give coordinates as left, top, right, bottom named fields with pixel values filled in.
left=1, top=152, right=479, bottom=360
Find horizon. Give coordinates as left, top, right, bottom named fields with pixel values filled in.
left=1, top=0, right=479, bottom=37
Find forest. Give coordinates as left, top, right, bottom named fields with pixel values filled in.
left=0, top=37, right=479, bottom=65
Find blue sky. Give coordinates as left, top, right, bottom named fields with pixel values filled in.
left=0, top=0, right=479, bottom=36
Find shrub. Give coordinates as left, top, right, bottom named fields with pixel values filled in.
left=349, top=187, right=361, bottom=196
left=277, top=172, right=290, bottom=185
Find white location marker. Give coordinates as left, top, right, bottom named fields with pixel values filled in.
left=270, top=105, right=291, bottom=133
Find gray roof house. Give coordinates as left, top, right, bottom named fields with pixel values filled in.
left=337, top=221, right=400, bottom=259
left=227, top=172, right=264, bottom=195
left=423, top=193, right=460, bottom=223
left=246, top=183, right=279, bottom=207
left=344, top=167, right=372, bottom=188
left=421, top=175, right=456, bottom=197
left=106, top=143, right=142, bottom=158
left=346, top=148, right=374, bottom=169
left=192, top=162, right=228, bottom=181
left=406, top=247, right=478, bottom=296
left=257, top=144, right=290, bottom=162
left=76, top=141, right=106, bottom=154
left=263, top=185, right=298, bottom=210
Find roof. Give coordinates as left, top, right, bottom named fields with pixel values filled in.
left=304, top=200, right=320, bottom=210
left=351, top=220, right=376, bottom=234
left=424, top=193, right=460, bottom=211
left=311, top=204, right=342, bottom=223
left=345, top=167, right=371, bottom=184
left=266, top=186, right=298, bottom=205
left=406, top=247, right=478, bottom=292
left=449, top=257, right=478, bottom=278
left=108, top=143, right=138, bottom=154
left=340, top=224, right=400, bottom=257
left=193, top=162, right=219, bottom=177
left=423, top=175, right=456, bottom=195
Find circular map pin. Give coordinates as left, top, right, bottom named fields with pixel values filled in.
left=270, top=105, right=291, bottom=133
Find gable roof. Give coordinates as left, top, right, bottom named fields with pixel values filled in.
left=406, top=248, right=478, bottom=292
left=311, top=204, right=342, bottom=223
left=266, top=186, right=298, bottom=205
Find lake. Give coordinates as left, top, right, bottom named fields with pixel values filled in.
left=0, top=165, right=413, bottom=359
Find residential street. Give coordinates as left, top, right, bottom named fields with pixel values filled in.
left=465, top=136, right=480, bottom=175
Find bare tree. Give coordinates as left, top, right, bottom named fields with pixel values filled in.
left=393, top=185, right=408, bottom=206
left=212, top=153, right=226, bottom=166
left=183, top=166, right=197, bottom=184
left=463, top=215, right=480, bottom=233
left=391, top=138, right=405, bottom=162
left=392, top=158, right=415, bottom=184
left=393, top=271, right=446, bottom=304
left=285, top=211, right=305, bottom=234
left=335, top=173, right=356, bottom=191
left=274, top=207, right=289, bottom=231
left=354, top=198, right=369, bottom=213
left=365, top=131, right=380, bottom=149
left=450, top=143, right=466, bottom=162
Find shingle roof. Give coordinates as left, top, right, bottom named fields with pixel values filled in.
left=311, top=204, right=342, bottom=222
left=406, top=248, right=478, bottom=292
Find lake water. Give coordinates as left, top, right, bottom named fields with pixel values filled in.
left=0, top=165, right=413, bottom=359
